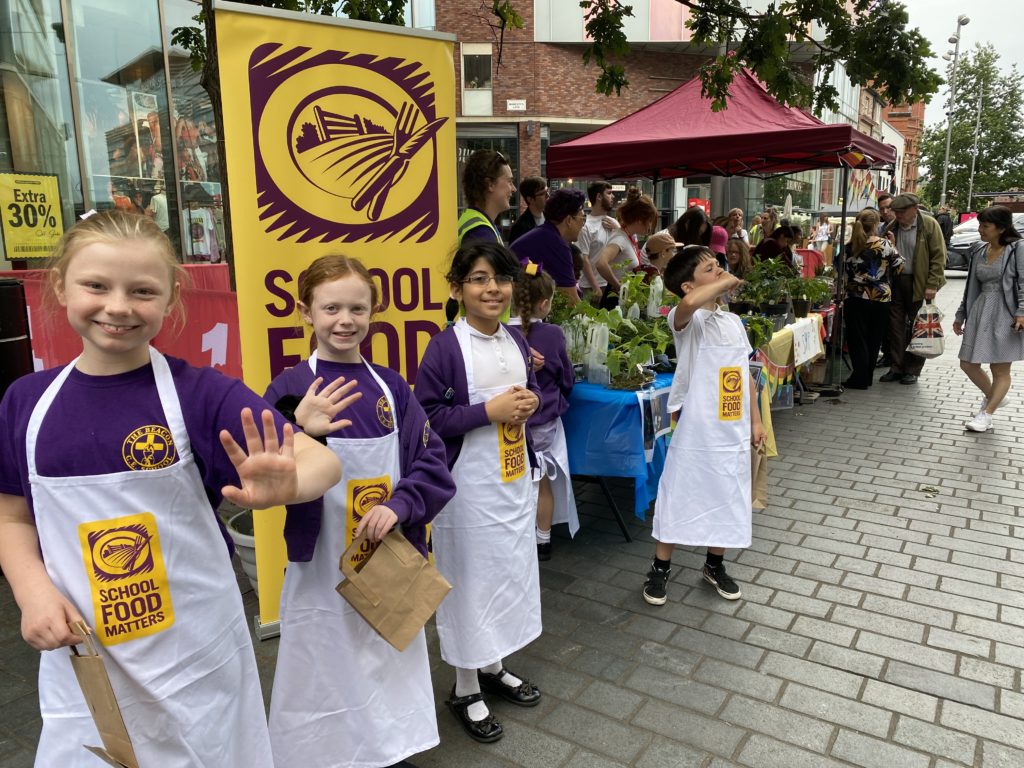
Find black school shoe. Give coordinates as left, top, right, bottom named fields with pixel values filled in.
left=643, top=565, right=670, bottom=605
left=445, top=687, right=503, bottom=743
left=537, top=542, right=552, bottom=561
left=703, top=563, right=742, bottom=600
left=478, top=668, right=541, bottom=706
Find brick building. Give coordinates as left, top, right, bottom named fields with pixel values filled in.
left=883, top=101, right=926, bottom=195
left=435, top=0, right=748, bottom=229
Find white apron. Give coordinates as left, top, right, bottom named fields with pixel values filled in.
left=269, top=355, right=437, bottom=768
left=431, top=320, right=541, bottom=669
left=28, top=348, right=271, bottom=768
left=531, top=418, right=580, bottom=537
left=653, top=321, right=752, bottom=548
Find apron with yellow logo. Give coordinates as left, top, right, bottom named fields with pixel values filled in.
left=431, top=320, right=541, bottom=669
left=653, top=315, right=752, bottom=548
left=269, top=355, right=437, bottom=768
left=28, top=348, right=271, bottom=768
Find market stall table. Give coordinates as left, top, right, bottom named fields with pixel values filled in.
left=562, top=373, right=673, bottom=540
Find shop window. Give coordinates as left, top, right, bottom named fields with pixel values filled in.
left=461, top=44, right=492, bottom=117
left=165, top=0, right=225, bottom=263
left=67, top=0, right=182, bottom=253
left=0, top=0, right=83, bottom=262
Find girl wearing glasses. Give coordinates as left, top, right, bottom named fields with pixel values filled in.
left=416, top=240, right=543, bottom=745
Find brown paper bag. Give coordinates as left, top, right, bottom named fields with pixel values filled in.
left=751, top=443, right=768, bottom=510
left=336, top=528, right=451, bottom=652
left=67, top=621, right=139, bottom=768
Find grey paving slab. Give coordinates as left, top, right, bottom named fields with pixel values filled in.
left=5, top=282, right=1024, bottom=766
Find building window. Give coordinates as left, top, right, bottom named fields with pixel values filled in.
left=461, top=43, right=492, bottom=117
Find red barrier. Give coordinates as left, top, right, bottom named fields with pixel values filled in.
left=795, top=248, right=823, bottom=278
left=0, top=270, right=243, bottom=379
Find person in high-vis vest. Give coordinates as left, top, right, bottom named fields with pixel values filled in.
left=458, top=149, right=514, bottom=245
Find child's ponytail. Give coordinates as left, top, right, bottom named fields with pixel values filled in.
left=512, top=262, right=555, bottom=337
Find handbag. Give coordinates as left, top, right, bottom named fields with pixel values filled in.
left=336, top=527, right=452, bottom=652
left=906, top=300, right=944, bottom=359
left=67, top=621, right=139, bottom=768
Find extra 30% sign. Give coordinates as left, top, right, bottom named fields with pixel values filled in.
left=0, top=173, right=64, bottom=258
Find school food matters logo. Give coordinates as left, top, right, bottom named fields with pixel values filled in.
left=250, top=43, right=448, bottom=243
left=498, top=422, right=526, bottom=483
left=718, top=366, right=744, bottom=422
left=345, top=477, right=392, bottom=567
left=79, top=513, right=175, bottom=645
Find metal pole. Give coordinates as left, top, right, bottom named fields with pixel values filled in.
left=967, top=85, right=983, bottom=212
left=940, top=16, right=970, bottom=206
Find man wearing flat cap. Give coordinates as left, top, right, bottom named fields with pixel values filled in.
left=879, top=193, right=946, bottom=385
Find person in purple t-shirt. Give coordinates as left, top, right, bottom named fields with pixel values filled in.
left=0, top=210, right=339, bottom=768
left=263, top=255, right=454, bottom=768
left=510, top=188, right=586, bottom=306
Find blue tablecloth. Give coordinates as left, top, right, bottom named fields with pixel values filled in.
left=562, top=373, right=673, bottom=519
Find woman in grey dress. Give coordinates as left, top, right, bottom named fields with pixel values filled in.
left=953, top=206, right=1024, bottom=432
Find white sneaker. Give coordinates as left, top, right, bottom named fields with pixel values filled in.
left=965, top=412, right=993, bottom=432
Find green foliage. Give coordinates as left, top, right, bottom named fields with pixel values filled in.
left=492, top=1, right=524, bottom=30
left=581, top=0, right=940, bottom=111
left=340, top=0, right=405, bottom=24
left=581, top=0, right=634, bottom=96
left=741, top=314, right=774, bottom=351
left=918, top=44, right=1024, bottom=212
left=787, top=276, right=832, bottom=306
left=551, top=297, right=673, bottom=390
left=738, top=257, right=797, bottom=305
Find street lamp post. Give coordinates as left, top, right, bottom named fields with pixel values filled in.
left=940, top=14, right=970, bottom=208
left=967, top=85, right=983, bottom=212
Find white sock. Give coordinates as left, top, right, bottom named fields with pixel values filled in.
left=481, top=660, right=522, bottom=687
left=455, top=667, right=489, bottom=721
left=536, top=527, right=551, bottom=544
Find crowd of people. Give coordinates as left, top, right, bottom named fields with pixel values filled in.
left=0, top=146, right=1020, bottom=768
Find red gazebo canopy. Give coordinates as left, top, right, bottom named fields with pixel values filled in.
left=546, top=69, right=897, bottom=180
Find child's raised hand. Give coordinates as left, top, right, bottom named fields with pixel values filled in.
left=354, top=504, right=399, bottom=543
left=294, top=376, right=363, bottom=438
left=220, top=408, right=298, bottom=509
left=718, top=273, right=743, bottom=293
left=21, top=585, right=87, bottom=651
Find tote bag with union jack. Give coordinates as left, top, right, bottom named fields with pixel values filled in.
left=907, top=300, right=944, bottom=359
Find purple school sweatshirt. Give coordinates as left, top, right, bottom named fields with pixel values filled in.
left=516, top=320, right=574, bottom=427
left=414, top=323, right=542, bottom=469
left=265, top=359, right=455, bottom=560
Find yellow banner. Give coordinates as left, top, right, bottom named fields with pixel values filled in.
left=0, top=173, right=64, bottom=259
left=216, top=3, right=455, bottom=626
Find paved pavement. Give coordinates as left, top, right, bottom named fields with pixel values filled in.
left=3, top=274, right=1024, bottom=767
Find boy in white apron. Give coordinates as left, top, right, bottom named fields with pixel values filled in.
left=644, top=246, right=766, bottom=605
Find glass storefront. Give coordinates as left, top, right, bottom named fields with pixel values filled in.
left=0, top=0, right=223, bottom=265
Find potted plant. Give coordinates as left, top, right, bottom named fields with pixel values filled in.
left=741, top=314, right=775, bottom=351
left=225, top=507, right=260, bottom=596
left=788, top=275, right=833, bottom=316
left=744, top=258, right=795, bottom=316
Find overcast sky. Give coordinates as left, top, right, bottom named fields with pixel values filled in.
left=898, top=0, right=1021, bottom=128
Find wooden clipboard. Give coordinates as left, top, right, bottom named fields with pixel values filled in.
left=67, top=621, right=139, bottom=768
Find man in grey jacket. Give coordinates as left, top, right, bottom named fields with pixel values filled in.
left=879, top=193, right=947, bottom=385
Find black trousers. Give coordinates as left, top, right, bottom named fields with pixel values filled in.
left=888, top=274, right=925, bottom=375
left=844, top=296, right=891, bottom=386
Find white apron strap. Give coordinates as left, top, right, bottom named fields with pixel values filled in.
left=26, top=358, right=79, bottom=477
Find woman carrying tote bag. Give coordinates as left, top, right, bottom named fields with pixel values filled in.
left=953, top=206, right=1024, bottom=432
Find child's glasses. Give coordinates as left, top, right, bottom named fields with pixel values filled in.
left=462, top=274, right=516, bottom=286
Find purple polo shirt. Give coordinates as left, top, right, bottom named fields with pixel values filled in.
left=510, top=221, right=577, bottom=288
